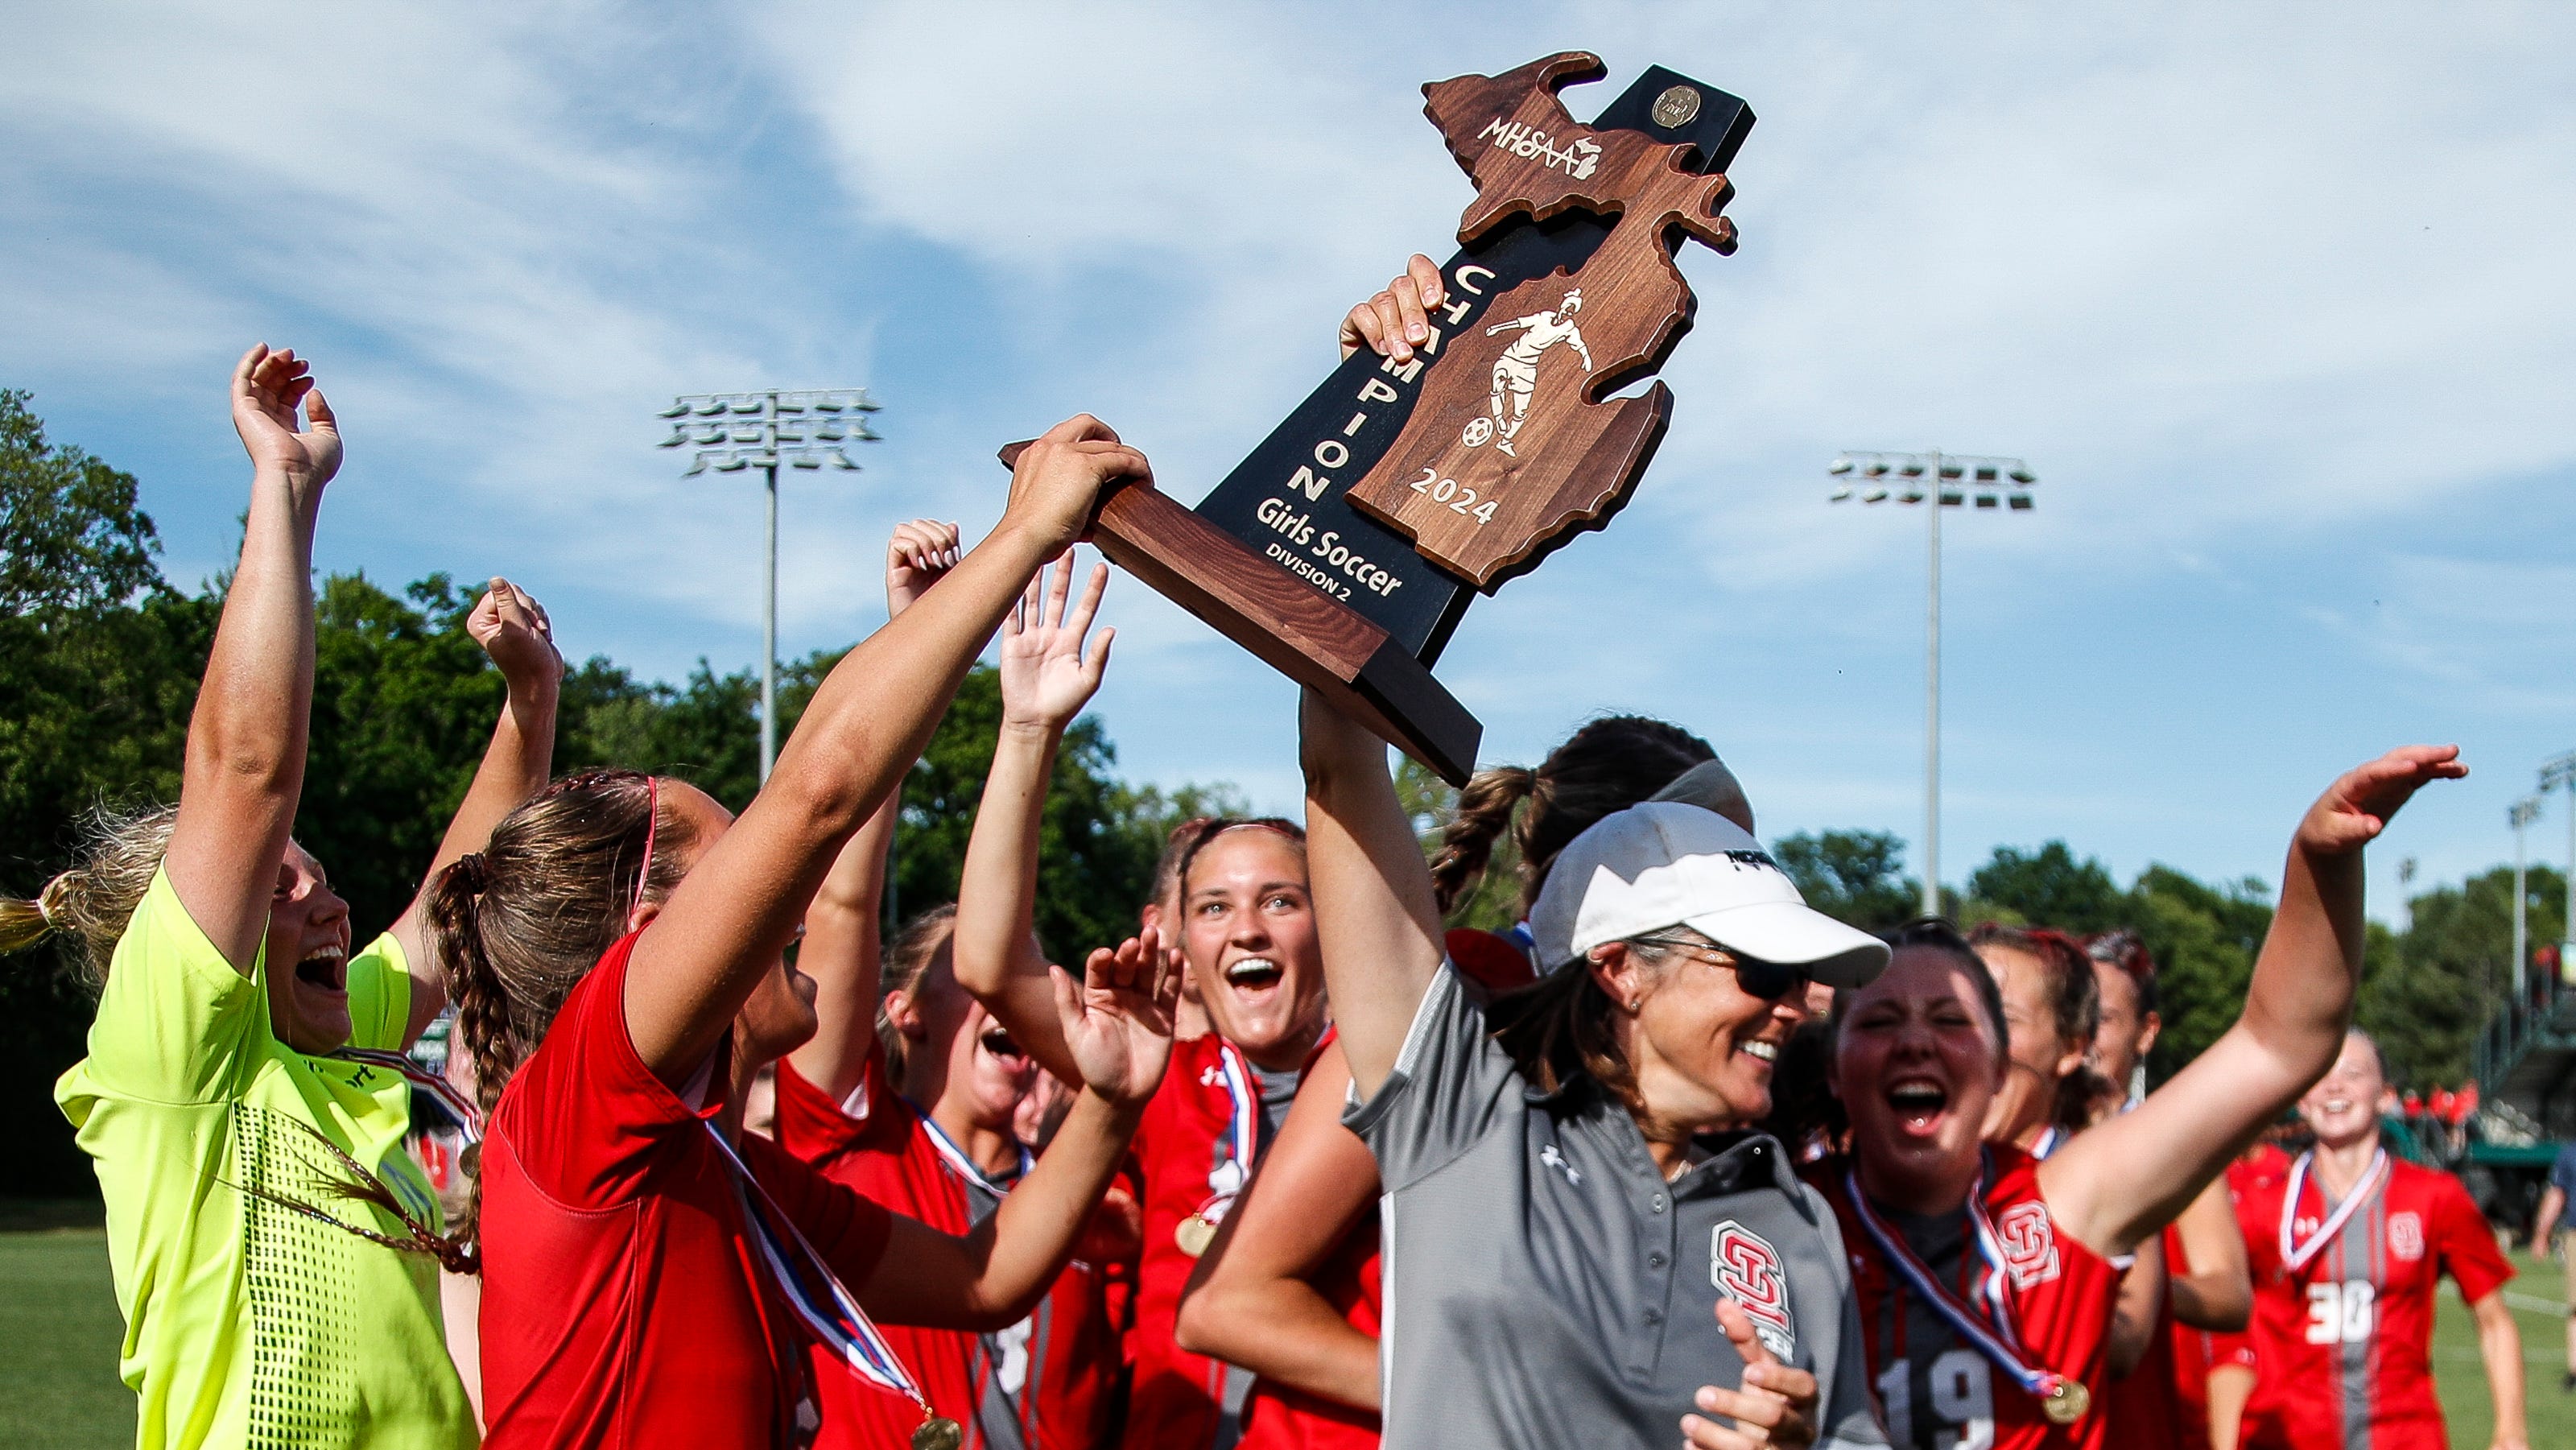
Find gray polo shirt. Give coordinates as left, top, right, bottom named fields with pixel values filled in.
left=1346, top=962, right=1885, bottom=1449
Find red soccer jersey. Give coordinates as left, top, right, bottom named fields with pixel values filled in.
left=2235, top=1154, right=2512, bottom=1450
left=773, top=1051, right=1120, bottom=1450
left=1121, top=1033, right=1279, bottom=1450
left=1825, top=1146, right=2130, bottom=1450
left=477, top=933, right=896, bottom=1448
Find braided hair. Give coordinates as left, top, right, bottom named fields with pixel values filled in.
left=423, top=769, right=696, bottom=1251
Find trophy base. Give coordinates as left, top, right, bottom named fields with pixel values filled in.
left=1089, top=482, right=1481, bottom=786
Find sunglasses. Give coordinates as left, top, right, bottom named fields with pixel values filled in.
left=1627, top=935, right=1811, bottom=1002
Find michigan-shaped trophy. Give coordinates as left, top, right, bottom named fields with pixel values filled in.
left=1007, top=52, right=1753, bottom=783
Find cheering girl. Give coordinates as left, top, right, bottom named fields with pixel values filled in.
left=952, top=556, right=1331, bottom=1450
left=433, top=419, right=1180, bottom=1448
left=5, top=347, right=560, bottom=1450
left=2231, top=1030, right=2527, bottom=1450
left=771, top=527, right=1124, bottom=1450
left=1824, top=747, right=2462, bottom=1450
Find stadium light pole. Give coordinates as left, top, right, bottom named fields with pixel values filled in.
left=1827, top=451, right=2037, bottom=916
left=2510, top=794, right=2544, bottom=1001
left=659, top=389, right=882, bottom=782
left=2542, top=752, right=2576, bottom=987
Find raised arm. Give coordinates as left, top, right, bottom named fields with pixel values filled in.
left=2040, top=746, right=2466, bottom=1255
left=787, top=520, right=963, bottom=1100
left=1297, top=690, right=1443, bottom=1099
left=860, top=929, right=1176, bottom=1328
left=387, top=578, right=563, bottom=1042
left=1174, top=1037, right=1382, bottom=1410
left=163, top=345, right=341, bottom=972
left=623, top=417, right=1146, bottom=1084
left=950, top=552, right=1113, bottom=1088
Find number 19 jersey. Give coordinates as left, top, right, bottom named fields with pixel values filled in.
left=2233, top=1156, right=2511, bottom=1450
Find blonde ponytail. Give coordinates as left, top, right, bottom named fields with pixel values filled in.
left=2, top=804, right=178, bottom=987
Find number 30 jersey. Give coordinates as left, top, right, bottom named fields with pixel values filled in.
left=2233, top=1156, right=2512, bottom=1450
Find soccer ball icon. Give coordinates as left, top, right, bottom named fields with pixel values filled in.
left=1461, top=416, right=1495, bottom=448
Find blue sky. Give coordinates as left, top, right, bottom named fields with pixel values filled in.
left=7, top=3, right=2574, bottom=925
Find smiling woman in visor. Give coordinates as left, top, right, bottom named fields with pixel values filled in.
left=1299, top=694, right=1892, bottom=1450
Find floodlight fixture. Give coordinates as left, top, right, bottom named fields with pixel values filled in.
left=1818, top=448, right=2044, bottom=915
left=659, top=386, right=884, bottom=781
left=2512, top=793, right=2546, bottom=998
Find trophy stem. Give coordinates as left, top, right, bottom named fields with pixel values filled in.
left=1085, top=482, right=1482, bottom=786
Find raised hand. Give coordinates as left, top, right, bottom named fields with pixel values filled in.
left=1002, top=414, right=1150, bottom=556
left=1339, top=254, right=1447, bottom=363
left=230, top=344, right=341, bottom=488
left=1682, top=1299, right=1819, bottom=1449
left=466, top=578, right=562, bottom=692
left=999, top=550, right=1112, bottom=734
left=1051, top=924, right=1183, bottom=1109
left=2297, top=746, right=2467, bottom=857
left=886, top=518, right=961, bottom=618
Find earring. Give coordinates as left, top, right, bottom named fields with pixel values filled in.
left=1627, top=997, right=1641, bottom=1012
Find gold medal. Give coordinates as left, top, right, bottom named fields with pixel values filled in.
left=2041, top=1378, right=2090, bottom=1425
left=912, top=1415, right=965, bottom=1450
left=1174, top=1213, right=1217, bottom=1258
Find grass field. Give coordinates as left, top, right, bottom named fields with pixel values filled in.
left=2, top=1217, right=2572, bottom=1448
left=0, top=1226, right=134, bottom=1450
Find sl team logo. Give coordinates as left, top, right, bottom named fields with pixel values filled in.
left=1996, top=1201, right=2062, bottom=1290
left=2388, top=1212, right=2425, bottom=1262
left=1711, top=1221, right=1797, bottom=1360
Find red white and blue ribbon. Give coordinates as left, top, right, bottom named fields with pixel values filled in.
left=2026, top=1126, right=2061, bottom=1161
left=705, top=1123, right=929, bottom=1411
left=1211, top=1040, right=1260, bottom=1196
left=2279, top=1148, right=2388, bottom=1273
left=336, top=1047, right=483, bottom=1144
left=1844, top=1159, right=2070, bottom=1406
left=918, top=1113, right=1033, bottom=1197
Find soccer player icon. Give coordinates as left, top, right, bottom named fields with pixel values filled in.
left=1476, top=288, right=1594, bottom=456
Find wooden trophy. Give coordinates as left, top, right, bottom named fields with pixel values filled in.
left=1003, top=52, right=1752, bottom=783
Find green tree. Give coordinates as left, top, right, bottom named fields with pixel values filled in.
left=1774, top=829, right=1921, bottom=931
left=0, top=389, right=163, bottom=615
left=2366, top=865, right=2560, bottom=1091
left=2124, top=865, right=2271, bottom=1082
left=1964, top=841, right=2127, bottom=934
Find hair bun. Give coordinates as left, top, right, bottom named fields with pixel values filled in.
left=452, top=853, right=491, bottom=894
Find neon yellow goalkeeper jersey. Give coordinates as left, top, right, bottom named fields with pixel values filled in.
left=56, top=870, right=477, bottom=1450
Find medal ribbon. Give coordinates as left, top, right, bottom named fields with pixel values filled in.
left=2278, top=1148, right=2388, bottom=1273
left=917, top=1113, right=1033, bottom=1196
left=334, top=1047, right=483, bottom=1144
left=2026, top=1126, right=2060, bottom=1161
left=1212, top=1039, right=1260, bottom=1192
left=1843, top=1160, right=2070, bottom=1404
left=704, top=1124, right=931, bottom=1412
